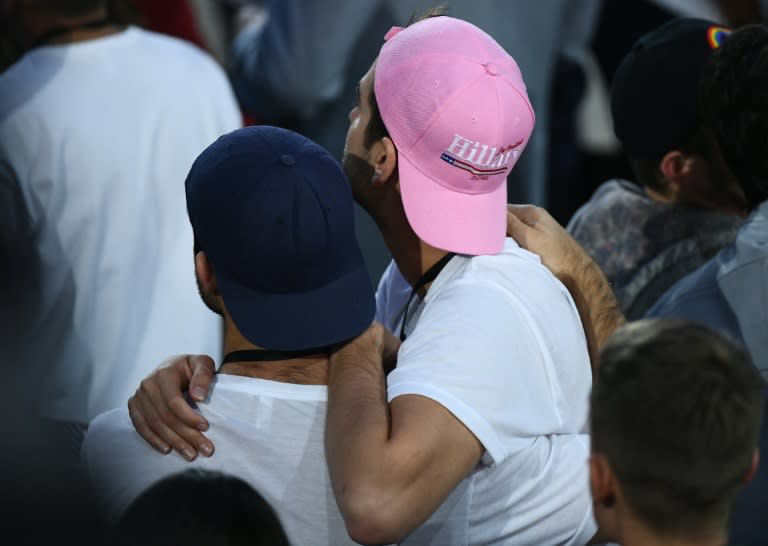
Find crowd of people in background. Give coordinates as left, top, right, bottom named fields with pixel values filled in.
left=1, top=1, right=767, bottom=545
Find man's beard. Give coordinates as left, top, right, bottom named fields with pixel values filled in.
left=341, top=152, right=376, bottom=210
left=195, top=272, right=222, bottom=316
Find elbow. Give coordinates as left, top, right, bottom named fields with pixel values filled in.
left=338, top=488, right=409, bottom=545
left=345, top=518, right=402, bottom=546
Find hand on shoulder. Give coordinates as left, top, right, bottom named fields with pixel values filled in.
left=127, top=353, right=217, bottom=461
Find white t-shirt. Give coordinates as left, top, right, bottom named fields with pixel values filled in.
left=86, top=239, right=594, bottom=545
left=0, top=27, right=241, bottom=422
left=84, top=375, right=365, bottom=546
left=380, top=239, right=596, bottom=545
left=374, top=258, right=412, bottom=334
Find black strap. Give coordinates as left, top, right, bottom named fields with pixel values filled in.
left=399, top=252, right=457, bottom=342
left=30, top=16, right=115, bottom=50
left=221, top=348, right=327, bottom=368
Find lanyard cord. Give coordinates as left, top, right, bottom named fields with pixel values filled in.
left=219, top=348, right=328, bottom=371
left=399, top=252, right=457, bottom=342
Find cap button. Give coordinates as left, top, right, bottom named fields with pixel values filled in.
left=280, top=154, right=296, bottom=166
left=485, top=62, right=499, bottom=76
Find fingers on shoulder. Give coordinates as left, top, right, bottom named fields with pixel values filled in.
left=188, top=354, right=216, bottom=375
left=506, top=204, right=547, bottom=226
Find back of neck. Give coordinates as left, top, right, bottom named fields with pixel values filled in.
left=619, top=512, right=727, bottom=546
left=27, top=9, right=120, bottom=49
left=219, top=357, right=329, bottom=385
left=221, top=321, right=329, bottom=385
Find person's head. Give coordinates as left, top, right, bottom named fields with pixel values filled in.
left=1, top=0, right=105, bottom=17
left=590, top=319, right=764, bottom=542
left=699, top=23, right=768, bottom=212
left=186, top=125, right=375, bottom=352
left=343, top=11, right=535, bottom=256
left=113, top=469, right=290, bottom=546
left=0, top=0, right=107, bottom=59
left=611, top=18, right=745, bottom=212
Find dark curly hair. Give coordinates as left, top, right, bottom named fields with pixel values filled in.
left=114, top=469, right=290, bottom=546
left=699, top=24, right=768, bottom=211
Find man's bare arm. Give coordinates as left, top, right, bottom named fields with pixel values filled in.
left=506, top=205, right=626, bottom=369
left=325, top=322, right=482, bottom=545
left=125, top=327, right=400, bottom=461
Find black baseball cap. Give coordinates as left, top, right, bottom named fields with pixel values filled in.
left=185, top=125, right=375, bottom=350
left=611, top=17, right=731, bottom=159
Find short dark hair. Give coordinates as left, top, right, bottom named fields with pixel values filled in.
left=591, top=319, right=764, bottom=535
left=23, top=0, right=106, bottom=16
left=699, top=24, right=768, bottom=210
left=363, top=5, right=447, bottom=149
left=113, top=469, right=290, bottom=546
left=628, top=126, right=712, bottom=193
left=364, top=84, right=390, bottom=149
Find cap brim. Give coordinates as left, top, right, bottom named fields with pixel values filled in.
left=398, top=153, right=507, bottom=255
left=216, top=263, right=376, bottom=351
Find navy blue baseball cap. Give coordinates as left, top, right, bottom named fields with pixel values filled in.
left=185, top=125, right=375, bottom=350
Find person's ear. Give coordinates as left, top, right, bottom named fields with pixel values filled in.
left=369, top=136, right=397, bottom=186
left=659, top=150, right=684, bottom=181
left=744, top=449, right=760, bottom=484
left=659, top=150, right=698, bottom=184
left=590, top=454, right=616, bottom=508
left=590, top=453, right=621, bottom=542
left=194, top=251, right=218, bottom=295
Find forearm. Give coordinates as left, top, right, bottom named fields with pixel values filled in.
left=563, top=256, right=625, bottom=371
left=326, top=334, right=457, bottom=544
left=326, top=325, right=483, bottom=544
left=325, top=340, right=399, bottom=543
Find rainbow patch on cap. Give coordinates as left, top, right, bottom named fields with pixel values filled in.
left=707, top=26, right=731, bottom=49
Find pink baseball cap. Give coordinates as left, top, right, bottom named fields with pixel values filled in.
left=374, top=17, right=535, bottom=255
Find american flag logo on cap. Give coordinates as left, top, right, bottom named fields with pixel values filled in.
left=439, top=153, right=508, bottom=176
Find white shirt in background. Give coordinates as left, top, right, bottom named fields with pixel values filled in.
left=0, top=27, right=241, bottom=423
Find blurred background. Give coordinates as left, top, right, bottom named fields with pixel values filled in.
left=4, top=0, right=765, bottom=283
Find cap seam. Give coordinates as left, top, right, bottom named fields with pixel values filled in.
left=389, top=77, right=532, bottom=195
left=376, top=53, right=519, bottom=147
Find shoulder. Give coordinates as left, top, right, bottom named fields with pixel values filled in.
left=579, top=179, right=647, bottom=209
left=645, top=258, right=722, bottom=318
left=593, top=178, right=644, bottom=199
left=455, top=241, right=570, bottom=300
left=422, top=243, right=580, bottom=335
left=126, top=27, right=231, bottom=84
left=84, top=408, right=135, bottom=449
left=82, top=408, right=143, bottom=473
left=123, top=28, right=239, bottom=122
left=568, top=179, right=651, bottom=228
left=127, top=27, right=212, bottom=61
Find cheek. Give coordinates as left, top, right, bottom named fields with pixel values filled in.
left=342, top=153, right=377, bottom=204
left=345, top=117, right=364, bottom=154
